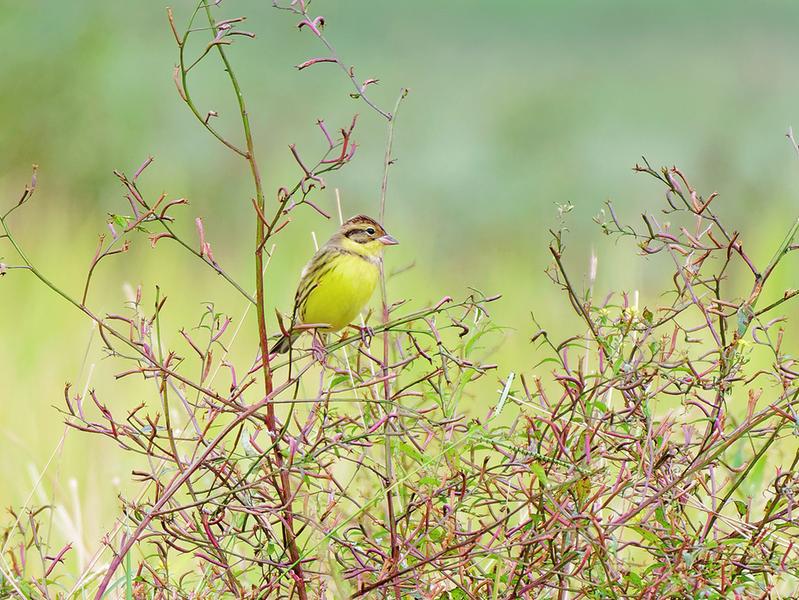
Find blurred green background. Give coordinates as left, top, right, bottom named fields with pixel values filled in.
left=3, top=0, right=799, bottom=576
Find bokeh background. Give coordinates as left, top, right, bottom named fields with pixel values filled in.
left=3, top=0, right=799, bottom=572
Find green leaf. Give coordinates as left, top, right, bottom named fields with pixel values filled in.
left=265, top=540, right=280, bottom=559
left=629, top=525, right=661, bottom=546
left=587, top=400, right=608, bottom=414
left=532, top=357, right=562, bottom=369
left=654, top=506, right=669, bottom=529
left=682, top=550, right=696, bottom=567
left=428, top=526, right=445, bottom=542
left=737, top=304, right=754, bottom=336
left=399, top=442, right=423, bottom=463
left=437, top=589, right=469, bottom=600
left=733, top=500, right=748, bottom=518
left=494, top=372, right=514, bottom=417
left=125, top=547, right=133, bottom=600
left=529, top=462, right=549, bottom=487
left=329, top=374, right=351, bottom=388
left=626, top=571, right=643, bottom=588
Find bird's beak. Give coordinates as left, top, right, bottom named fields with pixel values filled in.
left=377, top=234, right=399, bottom=246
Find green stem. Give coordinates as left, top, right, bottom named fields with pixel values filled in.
left=200, top=4, right=306, bottom=597
left=376, top=89, right=407, bottom=600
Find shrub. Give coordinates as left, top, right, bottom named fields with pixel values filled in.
left=2, top=2, right=799, bottom=599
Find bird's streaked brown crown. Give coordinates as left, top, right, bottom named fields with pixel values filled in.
left=337, top=214, right=398, bottom=246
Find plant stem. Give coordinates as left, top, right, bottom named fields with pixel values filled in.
left=376, top=89, right=407, bottom=600
left=201, top=4, right=307, bottom=597
left=91, top=375, right=301, bottom=600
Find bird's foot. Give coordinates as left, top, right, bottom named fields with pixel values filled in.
left=351, top=324, right=375, bottom=347
left=311, top=334, right=328, bottom=365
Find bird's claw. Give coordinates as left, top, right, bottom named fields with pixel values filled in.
left=357, top=325, right=375, bottom=347
left=311, top=334, right=328, bottom=365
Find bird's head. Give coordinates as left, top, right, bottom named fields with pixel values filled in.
left=334, top=214, right=398, bottom=257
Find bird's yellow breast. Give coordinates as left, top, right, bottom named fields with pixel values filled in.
left=300, top=253, right=379, bottom=332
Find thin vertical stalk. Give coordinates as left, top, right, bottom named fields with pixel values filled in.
left=200, top=4, right=307, bottom=597
left=378, top=90, right=408, bottom=224
left=377, top=89, right=407, bottom=600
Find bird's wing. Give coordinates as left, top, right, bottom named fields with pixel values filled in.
left=294, top=246, right=341, bottom=323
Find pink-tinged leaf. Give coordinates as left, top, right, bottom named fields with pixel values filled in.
left=158, top=197, right=189, bottom=219
left=211, top=318, right=230, bottom=343
left=44, top=544, right=73, bottom=577
left=297, top=15, right=325, bottom=36
left=173, top=65, right=187, bottom=101
left=167, top=8, right=180, bottom=45
left=194, top=552, right=227, bottom=569
left=316, top=119, right=333, bottom=147
left=180, top=329, right=205, bottom=359
left=296, top=57, right=337, bottom=70
left=223, top=360, right=238, bottom=390
left=149, top=233, right=174, bottom=248
left=133, top=156, right=154, bottom=181
left=195, top=217, right=206, bottom=256
left=216, top=16, right=246, bottom=29
left=203, top=242, right=217, bottom=265
left=304, top=199, right=331, bottom=218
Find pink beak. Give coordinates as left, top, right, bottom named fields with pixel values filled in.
left=378, top=234, right=399, bottom=246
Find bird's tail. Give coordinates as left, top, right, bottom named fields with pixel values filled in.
left=270, top=331, right=300, bottom=354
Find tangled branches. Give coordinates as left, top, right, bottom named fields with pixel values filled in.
left=3, top=1, right=799, bottom=598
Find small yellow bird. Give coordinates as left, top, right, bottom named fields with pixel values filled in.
left=272, top=214, right=399, bottom=354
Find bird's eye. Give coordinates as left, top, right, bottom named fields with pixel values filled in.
left=366, top=227, right=376, bottom=235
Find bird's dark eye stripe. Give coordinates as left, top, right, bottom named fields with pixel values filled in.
left=345, top=228, right=365, bottom=238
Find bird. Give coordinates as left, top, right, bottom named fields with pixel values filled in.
left=271, top=214, right=399, bottom=354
